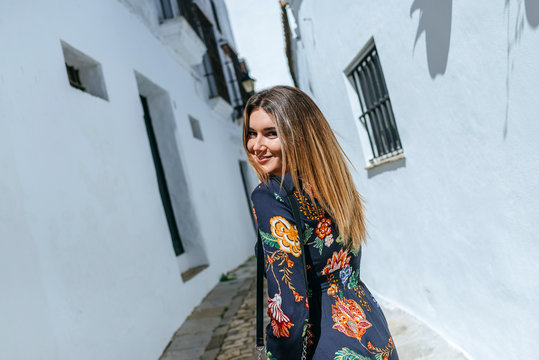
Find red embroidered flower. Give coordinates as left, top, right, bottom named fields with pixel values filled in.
left=293, top=291, right=304, bottom=302
left=267, top=294, right=294, bottom=338
left=315, top=218, right=332, bottom=239
left=321, top=249, right=351, bottom=275
left=332, top=297, right=372, bottom=342
left=267, top=255, right=275, bottom=265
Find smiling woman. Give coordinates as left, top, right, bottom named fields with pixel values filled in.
left=242, top=86, right=399, bottom=360
left=246, top=109, right=287, bottom=176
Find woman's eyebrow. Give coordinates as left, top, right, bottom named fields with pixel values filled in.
left=248, top=127, right=276, bottom=131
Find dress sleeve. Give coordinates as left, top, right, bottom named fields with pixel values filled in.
left=251, top=182, right=309, bottom=360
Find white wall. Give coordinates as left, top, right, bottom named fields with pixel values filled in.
left=0, top=1, right=255, bottom=359
left=289, top=0, right=539, bottom=358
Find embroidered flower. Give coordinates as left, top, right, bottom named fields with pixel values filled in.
left=315, top=217, right=332, bottom=239
left=340, top=265, right=352, bottom=286
left=321, top=249, right=351, bottom=275
left=270, top=216, right=301, bottom=257
left=324, top=233, right=334, bottom=247
left=267, top=254, right=275, bottom=265
left=268, top=294, right=294, bottom=337
left=293, top=291, right=304, bottom=302
left=285, top=256, right=294, bottom=268
left=327, top=283, right=339, bottom=296
left=332, top=297, right=372, bottom=342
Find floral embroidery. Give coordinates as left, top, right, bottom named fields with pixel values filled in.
left=332, top=297, right=372, bottom=342
left=325, top=234, right=334, bottom=247
left=294, top=191, right=325, bottom=220
left=321, top=249, right=352, bottom=275
left=270, top=216, right=301, bottom=257
left=367, top=337, right=396, bottom=359
left=334, top=347, right=371, bottom=360
left=268, top=294, right=294, bottom=338
left=293, top=291, right=304, bottom=302
left=315, top=217, right=332, bottom=238
left=340, top=265, right=352, bottom=286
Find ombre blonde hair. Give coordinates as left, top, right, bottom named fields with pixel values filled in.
left=242, top=85, right=367, bottom=250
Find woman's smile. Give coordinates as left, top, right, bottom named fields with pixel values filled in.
left=247, top=108, right=285, bottom=176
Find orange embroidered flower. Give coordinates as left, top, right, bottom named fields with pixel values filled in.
left=321, top=249, right=351, bottom=275
left=367, top=341, right=374, bottom=350
left=267, top=255, right=275, bottom=265
left=270, top=216, right=301, bottom=257
left=315, top=217, right=332, bottom=239
left=332, top=297, right=372, bottom=342
left=268, top=294, right=294, bottom=338
left=327, top=283, right=339, bottom=296
left=286, top=256, right=294, bottom=268
left=293, top=291, right=304, bottom=302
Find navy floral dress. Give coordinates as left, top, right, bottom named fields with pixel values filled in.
left=251, top=173, right=399, bottom=360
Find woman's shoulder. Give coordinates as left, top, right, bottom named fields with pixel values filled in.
left=250, top=173, right=295, bottom=203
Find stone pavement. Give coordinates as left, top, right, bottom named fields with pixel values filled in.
left=160, top=257, right=469, bottom=360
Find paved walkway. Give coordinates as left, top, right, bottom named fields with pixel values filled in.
left=160, top=257, right=469, bottom=360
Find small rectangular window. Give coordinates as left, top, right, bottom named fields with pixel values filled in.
left=160, top=0, right=174, bottom=19
left=346, top=40, right=402, bottom=160
left=189, top=115, right=203, bottom=140
left=61, top=40, right=109, bottom=101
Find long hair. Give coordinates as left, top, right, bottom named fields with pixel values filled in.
left=242, top=85, right=367, bottom=250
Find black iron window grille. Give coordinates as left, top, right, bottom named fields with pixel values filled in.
left=347, top=43, right=402, bottom=160
left=160, top=0, right=174, bottom=20
left=193, top=5, right=230, bottom=103
left=221, top=43, right=251, bottom=119
left=65, top=64, right=85, bottom=91
left=177, top=0, right=198, bottom=31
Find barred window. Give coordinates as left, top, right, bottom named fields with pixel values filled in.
left=347, top=41, right=402, bottom=161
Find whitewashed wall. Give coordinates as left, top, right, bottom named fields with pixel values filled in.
left=0, top=1, right=257, bottom=359
left=288, top=0, right=539, bottom=358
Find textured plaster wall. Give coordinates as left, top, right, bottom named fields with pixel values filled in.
left=289, top=0, right=539, bottom=358
left=0, top=1, right=255, bottom=359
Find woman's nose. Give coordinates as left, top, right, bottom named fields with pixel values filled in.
left=253, top=135, right=266, bottom=151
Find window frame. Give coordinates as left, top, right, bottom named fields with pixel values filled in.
left=345, top=38, right=403, bottom=166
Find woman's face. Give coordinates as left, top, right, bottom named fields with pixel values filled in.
left=247, top=108, right=285, bottom=177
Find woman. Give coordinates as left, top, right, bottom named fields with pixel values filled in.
left=244, top=86, right=398, bottom=360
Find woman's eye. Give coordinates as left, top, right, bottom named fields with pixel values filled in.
left=247, top=131, right=257, bottom=137
left=267, top=131, right=277, bottom=137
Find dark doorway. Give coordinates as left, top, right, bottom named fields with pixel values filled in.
left=140, top=95, right=185, bottom=255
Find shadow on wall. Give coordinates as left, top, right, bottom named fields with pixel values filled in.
left=410, top=0, right=453, bottom=79
left=525, top=0, right=539, bottom=28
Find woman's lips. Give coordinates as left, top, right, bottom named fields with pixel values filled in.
left=256, top=155, right=272, bottom=164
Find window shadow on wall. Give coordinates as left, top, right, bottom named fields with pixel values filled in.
left=410, top=0, right=453, bottom=79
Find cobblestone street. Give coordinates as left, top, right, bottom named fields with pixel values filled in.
left=160, top=257, right=469, bottom=360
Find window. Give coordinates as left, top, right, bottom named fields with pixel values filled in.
left=177, top=0, right=198, bottom=32
left=61, top=40, right=109, bottom=101
left=346, top=40, right=402, bottom=161
left=160, top=0, right=174, bottom=19
left=210, top=0, right=222, bottom=33
left=221, top=43, right=250, bottom=119
left=65, top=64, right=84, bottom=91
left=193, top=5, right=230, bottom=103
left=189, top=115, right=203, bottom=140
